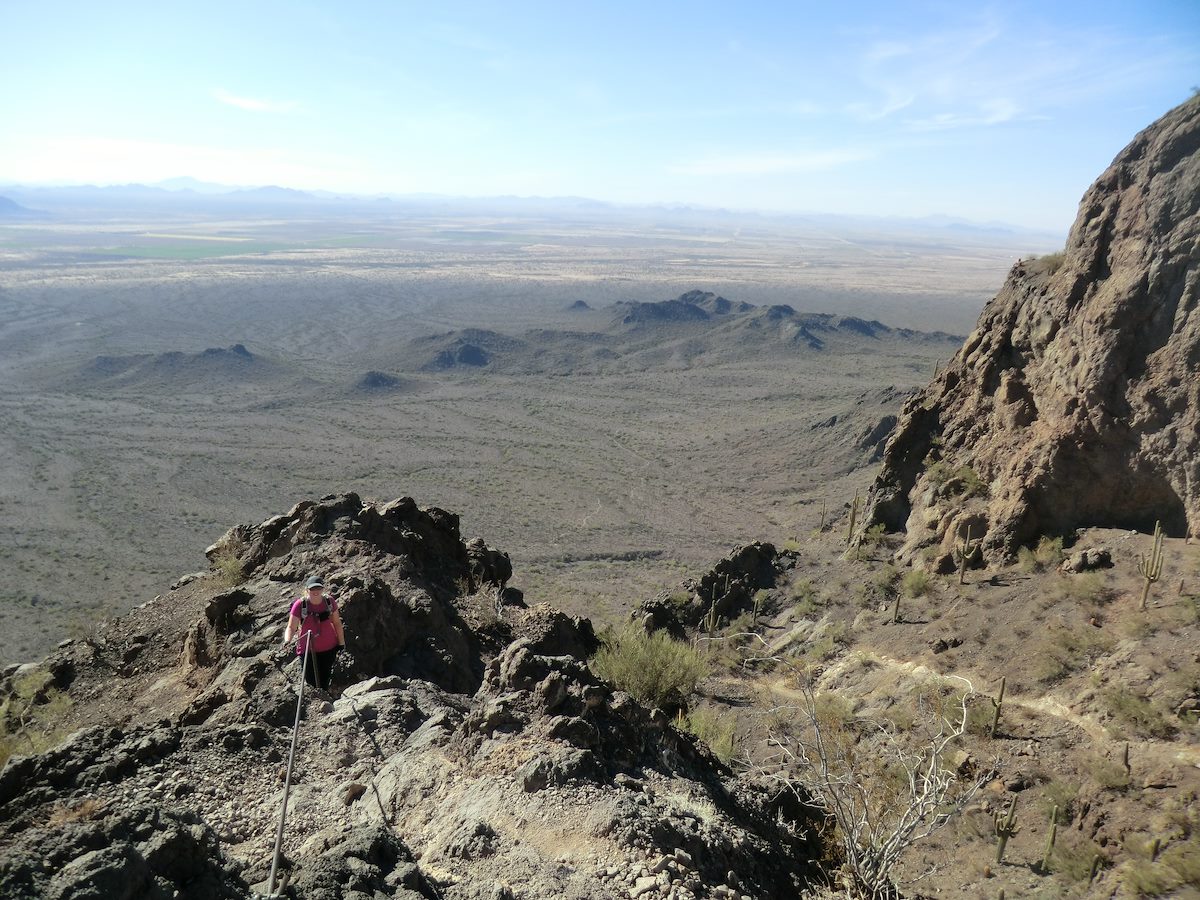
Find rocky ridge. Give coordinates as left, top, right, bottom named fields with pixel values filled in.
left=865, top=94, right=1200, bottom=563
left=0, top=494, right=821, bottom=899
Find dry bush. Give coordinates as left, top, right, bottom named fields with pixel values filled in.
left=590, top=626, right=707, bottom=709
left=1029, top=251, right=1066, bottom=275
left=900, top=569, right=931, bottom=599
left=1029, top=624, right=1115, bottom=684
left=1100, top=686, right=1176, bottom=740
left=1018, top=535, right=1064, bottom=573
left=47, top=797, right=107, bottom=826
left=211, top=546, right=246, bottom=588
left=0, top=669, right=73, bottom=769
left=750, top=644, right=992, bottom=900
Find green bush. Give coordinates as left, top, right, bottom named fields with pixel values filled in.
left=211, top=547, right=245, bottom=588
left=901, top=568, right=932, bottom=599
left=0, top=669, right=73, bottom=770
left=1018, top=536, right=1064, bottom=573
left=680, top=705, right=738, bottom=763
left=591, top=627, right=708, bottom=709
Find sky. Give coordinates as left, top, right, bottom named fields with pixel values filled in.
left=2, top=0, right=1198, bottom=231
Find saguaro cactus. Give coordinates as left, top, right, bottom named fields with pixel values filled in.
left=956, top=523, right=982, bottom=585
left=1138, top=520, right=1165, bottom=610
left=989, top=676, right=1007, bottom=739
left=994, top=796, right=1020, bottom=864
left=1040, top=806, right=1058, bottom=873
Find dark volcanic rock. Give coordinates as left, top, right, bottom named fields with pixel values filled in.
left=866, top=95, right=1200, bottom=560
left=0, top=494, right=823, bottom=899
left=0, top=803, right=247, bottom=900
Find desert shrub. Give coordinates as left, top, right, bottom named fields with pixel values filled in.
left=1121, top=858, right=1183, bottom=896
left=1051, top=834, right=1105, bottom=882
left=590, top=626, right=707, bottom=709
left=211, top=546, right=246, bottom=588
left=1100, top=686, right=1176, bottom=740
left=0, top=669, right=73, bottom=770
left=1087, top=753, right=1131, bottom=791
left=1040, top=779, right=1078, bottom=824
left=1018, top=535, right=1064, bottom=573
left=791, top=579, right=821, bottom=619
left=964, top=696, right=996, bottom=736
left=1030, top=624, right=1115, bottom=683
left=1160, top=835, right=1200, bottom=887
left=681, top=705, right=738, bottom=764
left=1054, top=571, right=1111, bottom=604
left=1029, top=251, right=1066, bottom=275
left=901, top=569, right=931, bottom=598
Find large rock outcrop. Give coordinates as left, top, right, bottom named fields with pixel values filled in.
left=866, top=94, right=1200, bottom=560
left=0, top=494, right=821, bottom=899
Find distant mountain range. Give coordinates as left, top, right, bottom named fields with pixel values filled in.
left=0, top=194, right=40, bottom=217
left=0, top=178, right=1061, bottom=238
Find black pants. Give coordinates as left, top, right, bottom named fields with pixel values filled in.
left=303, top=647, right=337, bottom=690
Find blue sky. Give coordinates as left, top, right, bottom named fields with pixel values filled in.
left=2, top=1, right=1197, bottom=230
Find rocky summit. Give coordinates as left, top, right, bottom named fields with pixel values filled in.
left=866, top=94, right=1200, bottom=563
left=0, top=494, right=820, bottom=899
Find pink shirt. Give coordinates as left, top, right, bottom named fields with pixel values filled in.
left=289, top=596, right=339, bottom=654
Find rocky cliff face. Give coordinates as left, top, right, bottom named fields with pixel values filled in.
left=0, top=494, right=820, bottom=899
left=866, top=95, right=1200, bottom=561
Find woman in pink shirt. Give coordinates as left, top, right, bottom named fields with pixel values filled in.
left=283, top=576, right=346, bottom=691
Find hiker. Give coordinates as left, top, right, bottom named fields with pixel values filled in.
left=283, top=576, right=346, bottom=691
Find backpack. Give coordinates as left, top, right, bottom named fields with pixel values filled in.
left=298, top=595, right=335, bottom=623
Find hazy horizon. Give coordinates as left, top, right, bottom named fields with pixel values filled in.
left=2, top=2, right=1198, bottom=232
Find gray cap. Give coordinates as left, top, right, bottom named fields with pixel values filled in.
left=305, top=576, right=324, bottom=589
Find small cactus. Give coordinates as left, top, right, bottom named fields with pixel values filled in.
left=1137, top=520, right=1165, bottom=610
left=1122, top=741, right=1131, bottom=777
left=956, top=523, right=982, bottom=585
left=845, top=489, right=860, bottom=548
left=702, top=602, right=720, bottom=638
left=989, top=676, right=1007, bottom=739
left=1040, top=805, right=1058, bottom=873
left=994, top=796, right=1020, bottom=864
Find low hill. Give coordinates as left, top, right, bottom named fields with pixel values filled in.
left=71, top=344, right=281, bottom=392
left=394, top=292, right=962, bottom=376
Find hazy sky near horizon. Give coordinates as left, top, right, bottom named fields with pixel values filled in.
left=2, top=1, right=1198, bottom=231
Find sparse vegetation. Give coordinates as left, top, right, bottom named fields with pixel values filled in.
left=1018, top=535, right=1064, bottom=573
left=680, top=705, right=738, bottom=764
left=1100, top=685, right=1176, bottom=739
left=590, top=626, right=707, bottom=709
left=0, top=668, right=73, bottom=769
left=211, top=545, right=246, bottom=588
left=900, top=568, right=931, bottom=598
left=1029, top=623, right=1115, bottom=683
left=1028, top=251, right=1066, bottom=275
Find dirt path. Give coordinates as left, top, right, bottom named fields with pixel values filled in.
left=723, top=647, right=1200, bottom=768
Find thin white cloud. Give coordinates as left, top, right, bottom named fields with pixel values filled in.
left=668, top=149, right=873, bottom=177
left=905, top=97, right=1022, bottom=131
left=213, top=88, right=299, bottom=113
